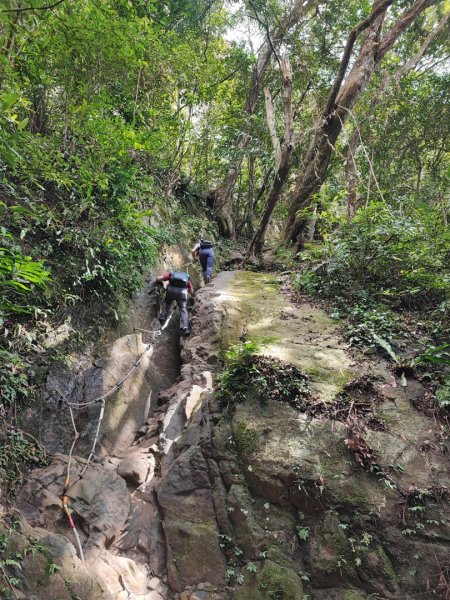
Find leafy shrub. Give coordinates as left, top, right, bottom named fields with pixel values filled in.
left=0, top=349, right=34, bottom=414
left=0, top=227, right=50, bottom=324
left=0, top=430, right=48, bottom=499
left=435, top=379, right=450, bottom=409
left=216, top=341, right=311, bottom=410
left=294, top=203, right=450, bottom=357
left=297, top=202, right=450, bottom=310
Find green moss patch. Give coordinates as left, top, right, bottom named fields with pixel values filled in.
left=234, top=423, right=260, bottom=457
left=234, top=560, right=304, bottom=600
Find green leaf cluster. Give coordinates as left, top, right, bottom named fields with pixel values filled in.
left=294, top=202, right=449, bottom=358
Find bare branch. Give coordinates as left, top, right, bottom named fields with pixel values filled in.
left=397, top=10, right=449, bottom=76
left=248, top=0, right=282, bottom=69
left=281, top=57, right=294, bottom=152
left=2, top=0, right=67, bottom=12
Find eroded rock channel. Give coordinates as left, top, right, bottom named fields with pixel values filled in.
left=2, top=271, right=449, bottom=600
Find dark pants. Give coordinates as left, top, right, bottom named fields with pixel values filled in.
left=160, top=285, right=189, bottom=330
left=199, top=247, right=214, bottom=282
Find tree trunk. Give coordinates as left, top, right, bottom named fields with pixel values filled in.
left=212, top=0, right=319, bottom=237
left=29, top=85, right=47, bottom=134
left=284, top=0, right=438, bottom=248
left=247, top=162, right=291, bottom=257
left=264, top=87, right=282, bottom=169
left=247, top=57, right=294, bottom=258
left=242, top=155, right=256, bottom=234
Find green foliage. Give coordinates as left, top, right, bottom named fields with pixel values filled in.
left=299, top=202, right=450, bottom=309
left=0, top=428, right=48, bottom=498
left=0, top=0, right=234, bottom=330
left=0, top=0, right=235, bottom=417
left=435, top=378, right=450, bottom=409
left=47, top=563, right=60, bottom=576
left=417, top=344, right=450, bottom=367
left=246, top=561, right=258, bottom=573
left=295, top=203, right=449, bottom=358
left=0, top=348, right=34, bottom=411
left=296, top=526, right=310, bottom=542
left=0, top=226, right=50, bottom=323
left=234, top=423, right=260, bottom=456
left=217, top=340, right=311, bottom=410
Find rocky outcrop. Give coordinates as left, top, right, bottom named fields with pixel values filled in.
left=3, top=270, right=450, bottom=600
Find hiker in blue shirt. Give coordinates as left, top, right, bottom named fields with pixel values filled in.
left=192, top=238, right=215, bottom=284
left=156, top=271, right=194, bottom=336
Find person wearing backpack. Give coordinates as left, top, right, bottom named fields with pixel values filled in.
left=192, top=238, right=215, bottom=284
left=155, top=270, right=194, bottom=336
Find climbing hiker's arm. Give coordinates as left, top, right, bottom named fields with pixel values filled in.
left=188, top=281, right=194, bottom=296
left=191, top=243, right=200, bottom=260
left=156, top=273, right=170, bottom=283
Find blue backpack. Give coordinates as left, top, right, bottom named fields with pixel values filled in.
left=169, top=271, right=190, bottom=288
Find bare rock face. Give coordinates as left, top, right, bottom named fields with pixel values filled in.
left=0, top=515, right=113, bottom=599
left=117, top=449, right=155, bottom=486
left=16, top=454, right=130, bottom=552
left=115, top=489, right=166, bottom=576
left=157, top=446, right=226, bottom=591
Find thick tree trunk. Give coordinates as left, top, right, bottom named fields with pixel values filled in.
left=213, top=0, right=318, bottom=237
left=247, top=162, right=291, bottom=257
left=284, top=0, right=438, bottom=247
left=247, top=58, right=294, bottom=257
left=242, top=155, right=256, bottom=234
left=264, top=87, right=282, bottom=169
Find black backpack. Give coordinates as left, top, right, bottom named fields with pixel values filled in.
left=169, top=271, right=190, bottom=288
left=200, top=239, right=213, bottom=249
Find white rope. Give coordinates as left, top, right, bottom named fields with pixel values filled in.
left=61, top=312, right=174, bottom=560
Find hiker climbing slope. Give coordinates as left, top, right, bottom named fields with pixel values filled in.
left=156, top=271, right=194, bottom=336
left=192, top=238, right=215, bottom=284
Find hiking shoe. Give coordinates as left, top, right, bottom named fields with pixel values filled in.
left=158, top=316, right=166, bottom=325
left=181, top=327, right=191, bottom=337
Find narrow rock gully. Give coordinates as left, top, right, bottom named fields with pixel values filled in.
left=3, top=271, right=450, bottom=600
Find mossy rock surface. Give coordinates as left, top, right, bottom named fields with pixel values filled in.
left=234, top=559, right=303, bottom=600
left=222, top=271, right=355, bottom=402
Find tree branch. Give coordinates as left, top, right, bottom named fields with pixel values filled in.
left=281, top=57, right=294, bottom=152
left=248, top=0, right=282, bottom=69
left=377, top=0, right=441, bottom=60
left=324, top=0, right=394, bottom=116
left=2, top=0, right=66, bottom=12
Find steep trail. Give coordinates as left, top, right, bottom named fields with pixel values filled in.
left=2, top=271, right=450, bottom=600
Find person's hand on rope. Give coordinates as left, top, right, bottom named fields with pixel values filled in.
left=148, top=279, right=162, bottom=294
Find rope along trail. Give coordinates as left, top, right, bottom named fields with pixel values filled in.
left=61, top=313, right=174, bottom=561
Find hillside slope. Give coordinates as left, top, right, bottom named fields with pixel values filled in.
left=1, top=271, right=449, bottom=599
